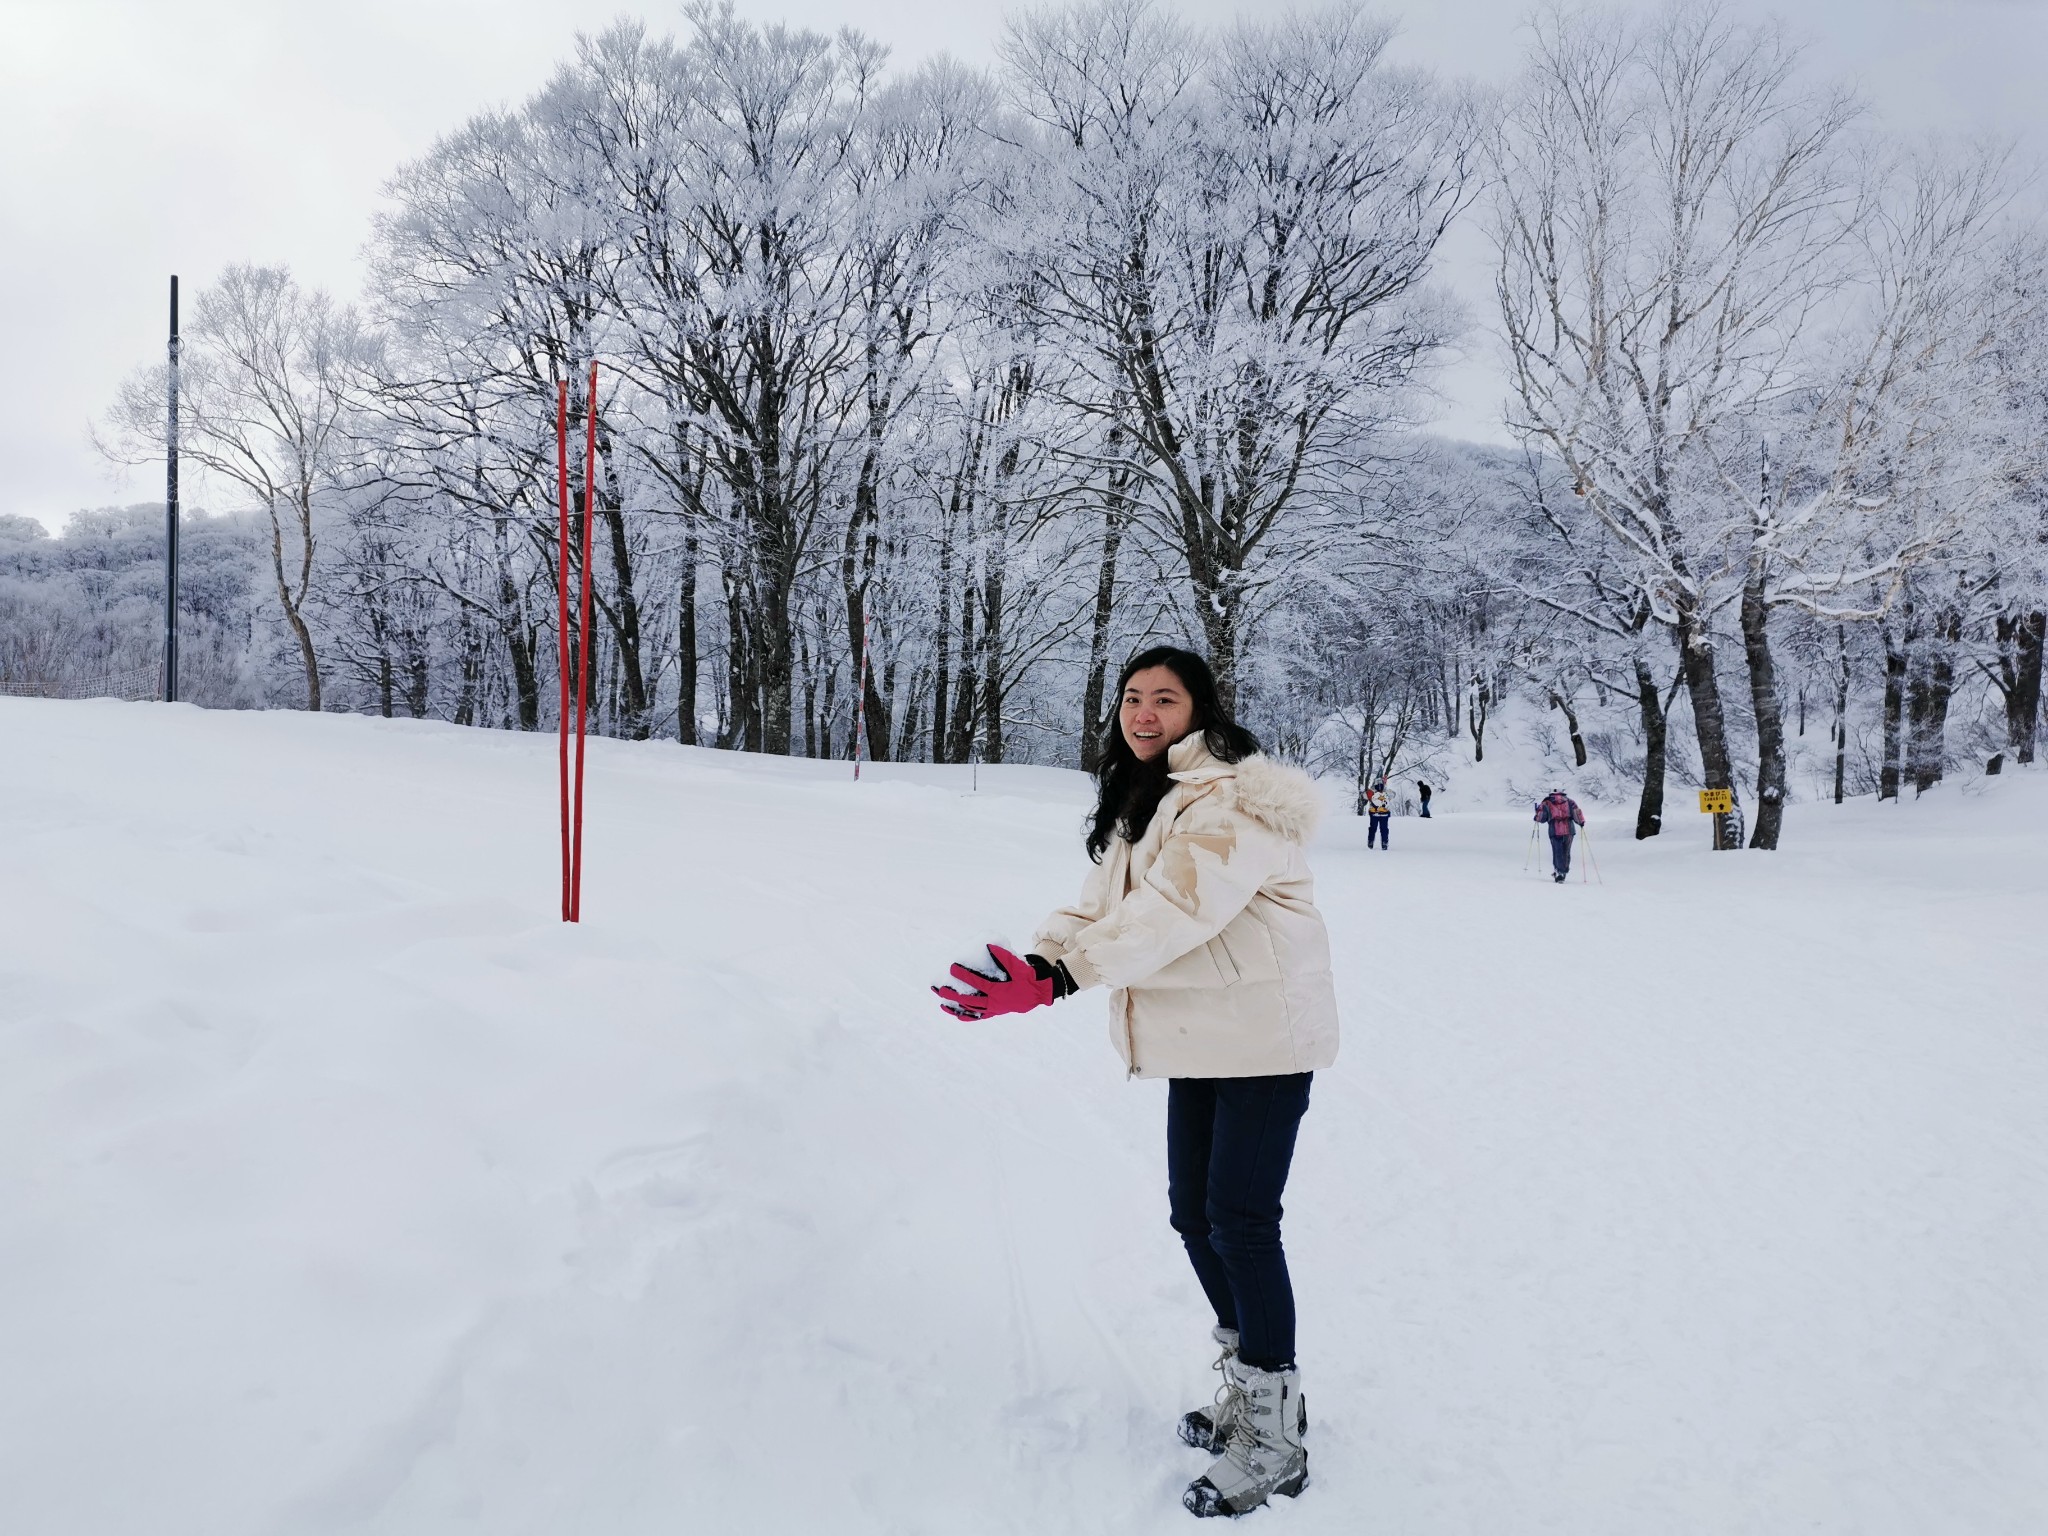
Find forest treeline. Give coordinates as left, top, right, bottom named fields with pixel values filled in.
left=7, top=0, right=2043, bottom=847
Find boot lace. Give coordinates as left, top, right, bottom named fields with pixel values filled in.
left=1209, top=1342, right=1246, bottom=1424
left=1220, top=1379, right=1281, bottom=1469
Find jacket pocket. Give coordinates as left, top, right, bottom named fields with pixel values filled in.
left=1215, top=912, right=1282, bottom=984
left=1144, top=940, right=1231, bottom=989
left=1205, top=936, right=1240, bottom=985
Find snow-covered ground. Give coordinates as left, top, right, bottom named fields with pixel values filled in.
left=4, top=697, right=2043, bottom=1535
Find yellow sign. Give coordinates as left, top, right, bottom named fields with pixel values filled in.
left=1698, top=789, right=1733, bottom=815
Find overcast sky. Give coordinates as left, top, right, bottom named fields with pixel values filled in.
left=4, top=0, right=2044, bottom=532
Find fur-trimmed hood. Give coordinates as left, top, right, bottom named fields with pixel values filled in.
left=1166, top=739, right=1323, bottom=845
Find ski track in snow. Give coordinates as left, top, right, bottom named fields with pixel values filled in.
left=2, top=697, right=2044, bottom=1535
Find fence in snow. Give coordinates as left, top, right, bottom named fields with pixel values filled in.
left=0, top=662, right=160, bottom=703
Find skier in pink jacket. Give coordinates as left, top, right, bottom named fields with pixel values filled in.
left=1534, top=789, right=1585, bottom=883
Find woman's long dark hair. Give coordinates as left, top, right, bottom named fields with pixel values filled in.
left=1086, top=646, right=1260, bottom=861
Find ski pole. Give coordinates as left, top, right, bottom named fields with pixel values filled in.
left=1580, top=824, right=1602, bottom=885
left=1523, top=823, right=1537, bottom=871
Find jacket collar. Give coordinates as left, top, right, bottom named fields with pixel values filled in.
left=1166, top=733, right=1237, bottom=784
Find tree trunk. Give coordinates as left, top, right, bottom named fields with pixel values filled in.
left=367, top=604, right=394, bottom=719
left=947, top=597, right=977, bottom=765
left=454, top=607, right=480, bottom=728
left=494, top=516, right=539, bottom=731
left=843, top=382, right=893, bottom=764
left=676, top=530, right=698, bottom=745
left=1900, top=591, right=1943, bottom=795
left=597, top=464, right=651, bottom=741
left=1352, top=720, right=1370, bottom=816
left=742, top=527, right=791, bottom=754
left=1676, top=601, right=1739, bottom=848
left=1909, top=605, right=1961, bottom=794
left=605, top=621, right=622, bottom=737
left=1080, top=477, right=1127, bottom=769
left=506, top=619, right=540, bottom=732
left=1879, top=616, right=1908, bottom=801
left=718, top=566, right=758, bottom=751
left=932, top=525, right=954, bottom=764
left=267, top=503, right=321, bottom=712
left=842, top=581, right=890, bottom=763
left=821, top=638, right=841, bottom=759
left=898, top=666, right=924, bottom=764
left=1633, top=654, right=1667, bottom=839
left=286, top=607, right=321, bottom=712
left=406, top=650, right=429, bottom=719
left=1467, top=675, right=1490, bottom=762
left=798, top=624, right=818, bottom=758
left=1549, top=690, right=1588, bottom=767
left=1192, top=569, right=1241, bottom=716
left=1740, top=561, right=1787, bottom=850
left=1998, top=609, right=2044, bottom=766
left=1677, top=606, right=1735, bottom=783
left=576, top=618, right=602, bottom=740
left=979, top=427, right=1017, bottom=764
left=933, top=419, right=986, bottom=765
left=1377, top=694, right=1417, bottom=790
left=1832, top=625, right=1850, bottom=805
left=264, top=489, right=322, bottom=712
left=980, top=558, right=1006, bottom=765
left=1905, top=665, right=1931, bottom=791
left=881, top=650, right=899, bottom=757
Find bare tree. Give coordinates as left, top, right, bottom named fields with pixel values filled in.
left=103, top=266, right=369, bottom=710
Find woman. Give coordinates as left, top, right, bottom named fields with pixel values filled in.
left=933, top=646, right=1339, bottom=1519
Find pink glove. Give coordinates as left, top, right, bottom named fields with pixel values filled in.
left=933, top=944, right=1054, bottom=1020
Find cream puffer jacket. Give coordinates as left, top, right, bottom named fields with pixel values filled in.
left=1030, top=735, right=1340, bottom=1080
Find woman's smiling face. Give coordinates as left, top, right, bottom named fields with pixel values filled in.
left=1120, top=665, right=1196, bottom=762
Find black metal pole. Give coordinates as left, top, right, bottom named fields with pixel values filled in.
left=165, top=275, right=180, bottom=703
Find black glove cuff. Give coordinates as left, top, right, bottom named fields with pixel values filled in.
left=1026, top=953, right=1077, bottom=1001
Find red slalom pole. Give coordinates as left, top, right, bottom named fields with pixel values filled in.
left=556, top=380, right=572, bottom=922
left=570, top=361, right=597, bottom=921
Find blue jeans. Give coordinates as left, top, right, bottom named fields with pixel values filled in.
left=1368, top=812, right=1390, bottom=848
left=1549, top=830, right=1574, bottom=876
left=1166, top=1073, right=1314, bottom=1371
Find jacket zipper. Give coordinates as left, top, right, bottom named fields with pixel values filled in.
left=1117, top=840, right=1138, bottom=1076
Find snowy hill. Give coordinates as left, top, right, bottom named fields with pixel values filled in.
left=4, top=698, right=2044, bottom=1535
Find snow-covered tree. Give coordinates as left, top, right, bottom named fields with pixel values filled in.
left=102, top=267, right=371, bottom=710
left=1001, top=0, right=1474, bottom=707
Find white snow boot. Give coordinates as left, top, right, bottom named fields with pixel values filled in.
left=1177, top=1327, right=1243, bottom=1451
left=1182, top=1358, right=1308, bottom=1518
left=1178, top=1327, right=1306, bottom=1453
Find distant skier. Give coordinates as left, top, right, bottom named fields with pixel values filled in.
left=1534, top=789, right=1585, bottom=883
left=933, top=645, right=1336, bottom=1519
left=1365, top=779, right=1390, bottom=849
left=1417, top=781, right=1432, bottom=819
